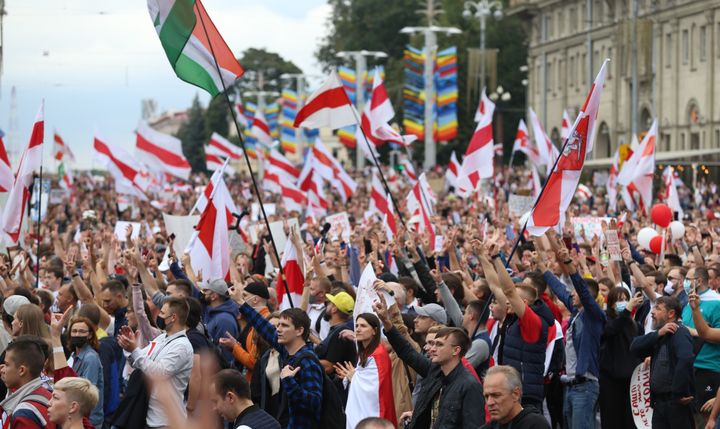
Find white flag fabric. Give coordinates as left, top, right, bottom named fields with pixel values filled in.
left=529, top=107, right=559, bottom=169
left=0, top=135, right=13, bottom=193
left=617, top=119, right=657, bottom=213
left=136, top=120, right=191, bottom=180
left=294, top=71, right=357, bottom=130
left=458, top=90, right=495, bottom=196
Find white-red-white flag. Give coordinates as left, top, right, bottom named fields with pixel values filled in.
left=277, top=239, right=305, bottom=310
left=136, top=121, right=191, bottom=180
left=0, top=135, right=12, bottom=193
left=400, top=158, right=417, bottom=185
left=53, top=132, right=76, bottom=163
left=281, top=180, right=307, bottom=213
left=561, top=110, right=572, bottom=141
left=530, top=163, right=541, bottom=201
left=312, top=140, right=357, bottom=202
left=367, top=67, right=417, bottom=147
left=185, top=174, right=233, bottom=281
left=445, top=151, right=460, bottom=190
left=607, top=148, right=620, bottom=212
left=663, top=166, right=683, bottom=219
left=208, top=132, right=243, bottom=160
left=268, top=148, right=300, bottom=181
left=407, top=173, right=436, bottom=243
left=458, top=90, right=495, bottom=195
left=1, top=103, right=44, bottom=244
left=94, top=136, right=149, bottom=200
left=234, top=98, right=250, bottom=129
left=297, top=153, right=329, bottom=215
left=191, top=162, right=238, bottom=216
left=512, top=119, right=542, bottom=167
left=294, top=71, right=356, bottom=130
left=617, top=119, right=657, bottom=213
left=251, top=109, right=273, bottom=147
left=526, top=59, right=609, bottom=236
left=345, top=344, right=397, bottom=429
left=205, top=145, right=236, bottom=175
left=529, top=107, right=560, bottom=169
left=369, top=174, right=397, bottom=241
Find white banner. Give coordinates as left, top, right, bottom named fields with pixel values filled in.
left=629, top=363, right=653, bottom=429
left=162, top=214, right=200, bottom=255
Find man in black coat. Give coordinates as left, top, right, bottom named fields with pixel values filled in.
left=481, top=365, right=551, bottom=429
left=630, top=296, right=695, bottom=429
left=373, top=294, right=484, bottom=429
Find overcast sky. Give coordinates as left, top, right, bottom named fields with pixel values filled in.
left=0, top=0, right=330, bottom=170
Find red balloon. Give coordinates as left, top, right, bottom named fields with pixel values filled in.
left=651, top=204, right=673, bottom=228
left=649, top=235, right=664, bottom=254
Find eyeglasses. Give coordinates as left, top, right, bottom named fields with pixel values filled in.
left=70, top=329, right=89, bottom=335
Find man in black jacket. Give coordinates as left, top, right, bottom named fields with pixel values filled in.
left=481, top=365, right=550, bottom=429
left=211, top=368, right=281, bottom=429
left=373, top=294, right=484, bottom=429
left=630, top=296, right=695, bottom=429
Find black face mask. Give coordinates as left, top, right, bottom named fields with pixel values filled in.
left=70, top=336, right=88, bottom=349
left=156, top=315, right=166, bottom=330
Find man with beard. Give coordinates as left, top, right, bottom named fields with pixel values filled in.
left=631, top=296, right=695, bottom=429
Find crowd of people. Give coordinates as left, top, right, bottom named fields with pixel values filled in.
left=0, top=162, right=718, bottom=429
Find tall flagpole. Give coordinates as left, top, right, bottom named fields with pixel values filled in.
left=194, top=6, right=294, bottom=307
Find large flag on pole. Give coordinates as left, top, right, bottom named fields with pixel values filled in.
left=0, top=133, right=12, bottom=193
left=561, top=110, right=572, bottom=141
left=147, top=0, right=244, bottom=96
left=617, top=119, right=657, bottom=213
left=607, top=148, right=620, bottom=212
left=136, top=120, right=191, bottom=180
left=251, top=109, right=273, bottom=147
left=512, top=119, right=542, bottom=167
left=663, top=166, right=683, bottom=219
left=444, top=151, right=460, bottom=190
left=294, top=71, right=356, bottom=130
left=529, top=107, right=559, bottom=169
left=94, top=136, right=149, bottom=200
left=526, top=59, right=609, bottom=236
left=277, top=238, right=305, bottom=310
left=208, top=132, right=243, bottom=160
left=1, top=102, right=44, bottom=244
left=457, top=90, right=495, bottom=196
left=367, top=67, right=417, bottom=147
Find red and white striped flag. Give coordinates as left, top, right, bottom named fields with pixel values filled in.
left=251, top=109, right=273, bottom=147
left=234, top=99, right=250, bottom=128
left=53, top=132, right=76, bottom=163
left=263, top=163, right=283, bottom=194
left=94, top=136, right=149, bottom=200
left=458, top=90, right=495, bottom=195
left=312, top=140, right=357, bottom=202
left=575, top=183, right=592, bottom=201
left=406, top=173, right=436, bottom=243
left=617, top=119, right=657, bottom=214
left=191, top=162, right=238, bottom=216
left=1, top=103, right=44, bottom=244
left=281, top=180, right=307, bottom=213
left=268, top=148, right=300, bottom=181
left=663, top=166, right=683, bottom=219
left=526, top=59, right=609, bottom=236
left=136, top=121, right=191, bottom=180
left=369, top=174, right=397, bottom=241
left=529, top=107, right=559, bottom=169
left=512, top=119, right=542, bottom=167
left=277, top=238, right=305, bottom=310
left=186, top=174, right=234, bottom=281
left=298, top=153, right=329, bottom=215
left=345, top=343, right=397, bottom=428
left=0, top=134, right=12, bottom=193
left=530, top=163, right=541, bottom=201
left=561, top=110, right=572, bottom=141
left=493, top=143, right=503, bottom=157
left=208, top=132, right=243, bottom=160
left=206, top=144, right=235, bottom=175
left=400, top=158, right=418, bottom=185
left=367, top=67, right=417, bottom=147
left=294, top=72, right=356, bottom=130
left=445, top=151, right=460, bottom=189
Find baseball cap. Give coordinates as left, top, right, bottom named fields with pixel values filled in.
left=245, top=282, right=270, bottom=300
left=414, top=303, right=447, bottom=325
left=3, top=295, right=31, bottom=318
left=325, top=292, right=355, bottom=315
left=201, top=279, right=229, bottom=296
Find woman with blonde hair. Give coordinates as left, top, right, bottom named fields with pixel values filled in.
left=48, top=377, right=99, bottom=429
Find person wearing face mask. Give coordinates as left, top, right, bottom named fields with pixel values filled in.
left=598, top=287, right=642, bottom=429
left=665, top=267, right=690, bottom=309
left=66, top=316, right=104, bottom=427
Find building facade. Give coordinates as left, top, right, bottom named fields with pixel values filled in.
left=509, top=0, right=720, bottom=166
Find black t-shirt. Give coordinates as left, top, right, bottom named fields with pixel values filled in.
left=234, top=404, right=281, bottom=429
left=320, top=324, right=357, bottom=365
left=186, top=328, right=210, bottom=353
left=480, top=408, right=551, bottom=429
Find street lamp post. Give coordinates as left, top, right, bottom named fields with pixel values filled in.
left=463, top=0, right=503, bottom=91
left=336, top=50, right=388, bottom=170
left=400, top=26, right=461, bottom=170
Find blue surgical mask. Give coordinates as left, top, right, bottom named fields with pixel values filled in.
left=683, top=279, right=692, bottom=294
left=615, top=301, right=628, bottom=313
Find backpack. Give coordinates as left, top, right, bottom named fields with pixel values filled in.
left=293, top=351, right=347, bottom=429
left=200, top=321, right=232, bottom=370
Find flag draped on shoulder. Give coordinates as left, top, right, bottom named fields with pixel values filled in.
left=457, top=90, right=495, bottom=196
left=0, top=133, right=12, bottom=193
left=294, top=71, right=356, bottom=130
left=277, top=239, right=304, bottom=310
left=617, top=119, right=657, bottom=213
left=345, top=343, right=397, bottom=429
left=147, top=0, right=244, bottom=96
left=526, top=59, right=609, bottom=236
left=136, top=120, right=191, bottom=180
left=1, top=103, right=44, bottom=244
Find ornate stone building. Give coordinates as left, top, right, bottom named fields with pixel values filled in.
left=508, top=0, right=720, bottom=167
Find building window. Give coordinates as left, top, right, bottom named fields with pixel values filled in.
left=717, top=23, right=720, bottom=58
left=558, top=58, right=564, bottom=92
left=569, top=56, right=575, bottom=87
left=716, top=129, right=720, bottom=147
left=581, top=4, right=586, bottom=29
left=581, top=53, right=587, bottom=89
left=682, top=29, right=689, bottom=64
left=691, top=24, right=696, bottom=68
left=557, top=10, right=563, bottom=38
left=536, top=65, right=541, bottom=94
left=569, top=7, right=577, bottom=33
left=665, top=33, right=672, bottom=68
left=700, top=26, right=707, bottom=62
left=662, top=134, right=671, bottom=152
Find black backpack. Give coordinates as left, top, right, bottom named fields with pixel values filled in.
left=292, top=351, right=347, bottom=429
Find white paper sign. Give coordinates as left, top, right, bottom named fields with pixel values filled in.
left=114, top=222, right=141, bottom=242
left=162, top=214, right=200, bottom=255
left=508, top=194, right=535, bottom=217
left=572, top=216, right=612, bottom=240
left=629, top=364, right=653, bottom=429
left=606, top=229, right=622, bottom=261
left=353, top=264, right=395, bottom=318
left=247, top=218, right=299, bottom=253
left=324, top=212, right=351, bottom=242
left=251, top=203, right=276, bottom=221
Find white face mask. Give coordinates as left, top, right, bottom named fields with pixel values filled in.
left=664, top=280, right=675, bottom=295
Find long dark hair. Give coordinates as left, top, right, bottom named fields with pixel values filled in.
left=356, top=313, right=381, bottom=368
left=606, top=287, right=630, bottom=319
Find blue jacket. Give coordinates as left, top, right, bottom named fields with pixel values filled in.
left=544, top=271, right=606, bottom=378
left=205, top=299, right=239, bottom=362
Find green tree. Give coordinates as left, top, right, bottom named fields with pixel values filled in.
left=234, top=48, right=303, bottom=94
left=177, top=95, right=207, bottom=173
left=205, top=94, right=229, bottom=138
left=316, top=0, right=528, bottom=166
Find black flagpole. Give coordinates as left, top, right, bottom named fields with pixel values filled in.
left=34, top=166, right=42, bottom=289
left=195, top=6, right=294, bottom=307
